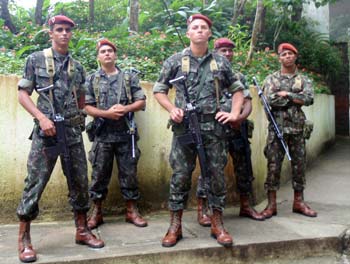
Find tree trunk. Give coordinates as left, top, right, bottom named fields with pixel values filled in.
left=245, top=0, right=264, bottom=66
left=129, top=0, right=139, bottom=33
left=35, top=0, right=44, bottom=25
left=0, top=0, right=17, bottom=34
left=89, top=0, right=94, bottom=30
left=291, top=2, right=303, bottom=22
left=232, top=0, right=247, bottom=26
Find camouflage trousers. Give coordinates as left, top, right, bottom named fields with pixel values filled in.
left=197, top=130, right=254, bottom=198
left=88, top=140, right=141, bottom=201
left=169, top=133, right=228, bottom=212
left=264, top=131, right=306, bottom=191
left=17, top=132, right=89, bottom=221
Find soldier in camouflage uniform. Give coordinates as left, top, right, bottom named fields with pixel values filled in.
left=153, top=14, right=244, bottom=247
left=196, top=38, right=265, bottom=225
left=260, top=43, right=317, bottom=219
left=85, top=39, right=147, bottom=230
left=16, top=15, right=104, bottom=263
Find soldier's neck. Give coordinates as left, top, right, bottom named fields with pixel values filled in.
left=281, top=65, right=297, bottom=75
left=51, top=44, right=69, bottom=56
left=190, top=43, right=208, bottom=58
left=102, top=65, right=118, bottom=76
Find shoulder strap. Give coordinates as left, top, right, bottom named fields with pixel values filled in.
left=181, top=55, right=190, bottom=75
left=92, top=72, right=101, bottom=107
left=210, top=56, right=221, bottom=110
left=43, top=48, right=55, bottom=102
left=124, top=72, right=133, bottom=104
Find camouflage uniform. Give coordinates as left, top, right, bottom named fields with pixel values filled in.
left=86, top=67, right=146, bottom=202
left=197, top=72, right=255, bottom=197
left=153, top=48, right=243, bottom=212
left=262, top=70, right=314, bottom=191
left=17, top=49, right=88, bottom=221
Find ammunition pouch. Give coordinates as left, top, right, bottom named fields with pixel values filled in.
left=65, top=112, right=86, bottom=131
left=303, top=120, right=314, bottom=140
left=246, top=119, right=254, bottom=138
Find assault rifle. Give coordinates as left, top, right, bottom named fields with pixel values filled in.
left=36, top=85, right=75, bottom=189
left=240, top=120, right=254, bottom=180
left=252, top=77, right=292, bottom=161
left=169, top=75, right=210, bottom=195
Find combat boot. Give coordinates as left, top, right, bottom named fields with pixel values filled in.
left=87, top=200, right=104, bottom=229
left=260, top=190, right=277, bottom=219
left=75, top=212, right=105, bottom=248
left=293, top=191, right=317, bottom=217
left=239, top=194, right=265, bottom=221
left=210, top=209, right=233, bottom=247
left=162, top=210, right=183, bottom=247
left=197, top=197, right=211, bottom=227
left=125, top=200, right=148, bottom=227
left=18, top=220, right=37, bottom=263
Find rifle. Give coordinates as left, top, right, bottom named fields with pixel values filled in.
left=36, top=85, right=75, bottom=189
left=252, top=77, right=292, bottom=161
left=239, top=120, right=254, bottom=180
left=169, top=75, right=210, bottom=198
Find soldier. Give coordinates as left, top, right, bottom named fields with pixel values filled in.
left=85, top=39, right=147, bottom=230
left=260, top=43, right=317, bottom=218
left=196, top=38, right=265, bottom=225
left=153, top=14, right=244, bottom=247
left=17, top=15, right=104, bottom=263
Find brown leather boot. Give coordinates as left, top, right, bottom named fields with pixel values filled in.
left=293, top=191, right=317, bottom=217
left=18, top=220, right=37, bottom=263
left=260, top=190, right=277, bottom=219
left=239, top=194, right=265, bottom=221
left=210, top=209, right=233, bottom=247
left=197, top=197, right=211, bottom=227
left=87, top=200, right=104, bottom=229
left=125, top=200, right=148, bottom=227
left=162, top=210, right=183, bottom=247
left=75, top=212, right=105, bottom=248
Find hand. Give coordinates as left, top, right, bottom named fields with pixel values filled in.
left=106, top=104, right=126, bottom=120
left=170, top=107, right=184, bottom=123
left=215, top=111, right=239, bottom=125
left=39, top=116, right=56, bottom=136
left=277, top=91, right=289, bottom=98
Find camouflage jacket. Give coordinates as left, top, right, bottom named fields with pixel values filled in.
left=262, top=70, right=314, bottom=134
left=85, top=67, right=146, bottom=142
left=153, top=47, right=244, bottom=132
left=18, top=49, right=86, bottom=145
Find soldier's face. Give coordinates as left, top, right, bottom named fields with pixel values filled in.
left=97, top=45, right=116, bottom=66
left=49, top=24, right=72, bottom=47
left=216, top=47, right=234, bottom=62
left=278, top=50, right=297, bottom=67
left=186, top=19, right=212, bottom=45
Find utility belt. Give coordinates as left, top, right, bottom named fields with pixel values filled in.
left=198, top=113, right=216, bottom=123
left=271, top=104, right=301, bottom=111
left=64, top=113, right=85, bottom=127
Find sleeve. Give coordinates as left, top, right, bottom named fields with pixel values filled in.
left=263, top=75, right=289, bottom=107
left=222, top=59, right=244, bottom=94
left=288, top=75, right=314, bottom=106
left=152, top=58, right=173, bottom=94
left=17, top=54, right=36, bottom=95
left=85, top=73, right=97, bottom=106
left=130, top=75, right=146, bottom=102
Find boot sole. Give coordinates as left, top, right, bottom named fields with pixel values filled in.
left=239, top=212, right=266, bottom=221
left=19, top=256, right=37, bottom=263
left=76, top=240, right=105, bottom=249
left=126, top=219, right=148, bottom=227
left=161, top=235, right=183, bottom=247
left=211, top=234, right=233, bottom=247
left=293, top=209, right=317, bottom=217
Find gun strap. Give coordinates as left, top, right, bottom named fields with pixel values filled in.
left=92, top=73, right=101, bottom=107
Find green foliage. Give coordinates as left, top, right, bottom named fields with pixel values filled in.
left=0, top=0, right=342, bottom=95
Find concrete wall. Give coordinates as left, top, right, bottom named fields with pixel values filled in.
left=0, top=75, right=335, bottom=223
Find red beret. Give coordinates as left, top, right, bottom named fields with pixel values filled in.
left=96, top=39, right=117, bottom=52
left=187, top=14, right=212, bottom=28
left=214, top=38, right=235, bottom=49
left=48, top=15, right=75, bottom=27
left=278, top=43, right=298, bottom=54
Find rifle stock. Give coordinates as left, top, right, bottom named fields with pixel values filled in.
left=252, top=77, right=292, bottom=161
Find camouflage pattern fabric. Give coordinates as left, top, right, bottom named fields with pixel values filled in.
left=85, top=68, right=146, bottom=201
left=153, top=48, right=244, bottom=211
left=17, top=49, right=88, bottom=221
left=262, top=70, right=314, bottom=191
